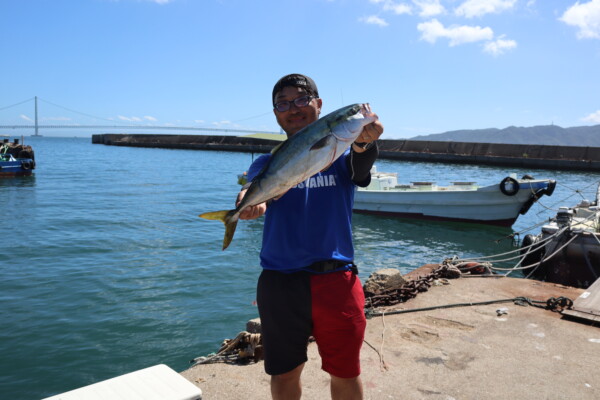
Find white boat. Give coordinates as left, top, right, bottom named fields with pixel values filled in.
left=520, top=185, right=600, bottom=289
left=353, top=167, right=556, bottom=227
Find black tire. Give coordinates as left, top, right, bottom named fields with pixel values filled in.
left=520, top=234, right=544, bottom=276
left=500, top=177, right=519, bottom=196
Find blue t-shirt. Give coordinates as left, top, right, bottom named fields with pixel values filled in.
left=247, top=150, right=356, bottom=273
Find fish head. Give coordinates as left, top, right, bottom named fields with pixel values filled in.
left=328, top=103, right=378, bottom=143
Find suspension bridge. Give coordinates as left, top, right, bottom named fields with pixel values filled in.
left=0, top=97, right=278, bottom=136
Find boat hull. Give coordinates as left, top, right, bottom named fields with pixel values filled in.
left=353, top=208, right=516, bottom=226
left=0, top=159, right=35, bottom=178
left=523, top=231, right=600, bottom=289
left=354, top=179, right=553, bottom=227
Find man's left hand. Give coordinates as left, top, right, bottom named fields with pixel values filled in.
left=353, top=118, right=384, bottom=152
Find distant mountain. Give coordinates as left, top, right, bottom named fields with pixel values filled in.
left=409, top=124, right=600, bottom=147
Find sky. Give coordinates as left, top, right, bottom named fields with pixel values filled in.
left=1, top=0, right=599, bottom=139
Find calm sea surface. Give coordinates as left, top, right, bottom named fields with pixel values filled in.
left=1, top=136, right=598, bottom=399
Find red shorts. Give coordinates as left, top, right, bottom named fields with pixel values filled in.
left=257, top=269, right=366, bottom=378
left=311, top=270, right=366, bottom=378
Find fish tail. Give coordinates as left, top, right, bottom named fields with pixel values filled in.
left=199, top=210, right=239, bottom=250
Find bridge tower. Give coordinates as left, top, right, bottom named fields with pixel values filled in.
left=34, top=96, right=39, bottom=137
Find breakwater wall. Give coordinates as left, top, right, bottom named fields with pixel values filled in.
left=91, top=134, right=600, bottom=171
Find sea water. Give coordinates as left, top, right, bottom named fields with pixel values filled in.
left=0, top=136, right=597, bottom=399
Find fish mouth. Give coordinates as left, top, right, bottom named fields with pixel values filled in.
left=361, top=103, right=373, bottom=117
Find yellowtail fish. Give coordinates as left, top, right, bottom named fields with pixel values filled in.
left=200, top=103, right=377, bottom=250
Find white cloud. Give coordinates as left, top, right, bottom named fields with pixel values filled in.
left=583, top=109, right=600, bottom=123
left=369, top=0, right=412, bottom=15
left=455, top=0, right=517, bottom=19
left=387, top=1, right=412, bottom=15
left=143, top=116, right=157, bottom=122
left=212, top=120, right=232, bottom=127
left=148, top=0, right=173, bottom=4
left=560, top=0, right=600, bottom=39
left=414, top=0, right=446, bottom=17
left=483, top=35, right=517, bottom=56
left=360, top=15, right=389, bottom=27
left=417, top=18, right=494, bottom=46
left=20, top=114, right=33, bottom=122
left=194, top=119, right=205, bottom=124
left=118, top=115, right=142, bottom=122
left=42, top=116, right=72, bottom=121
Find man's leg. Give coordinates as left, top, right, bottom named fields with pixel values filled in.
left=311, top=271, right=366, bottom=388
left=331, top=374, right=363, bottom=400
left=271, top=363, right=305, bottom=400
left=257, top=270, right=312, bottom=398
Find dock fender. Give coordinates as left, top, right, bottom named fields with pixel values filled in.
left=544, top=180, right=556, bottom=197
left=20, top=161, right=31, bottom=170
left=500, top=177, right=519, bottom=196
left=519, top=196, right=536, bottom=215
left=520, top=234, right=544, bottom=276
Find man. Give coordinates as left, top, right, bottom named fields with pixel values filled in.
left=237, top=74, right=383, bottom=400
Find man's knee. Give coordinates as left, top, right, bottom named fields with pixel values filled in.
left=271, top=363, right=305, bottom=384
left=330, top=374, right=363, bottom=400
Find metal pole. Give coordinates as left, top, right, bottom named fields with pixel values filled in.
left=35, top=96, right=39, bottom=136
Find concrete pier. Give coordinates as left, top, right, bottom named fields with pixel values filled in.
left=181, top=265, right=600, bottom=399
left=92, top=134, right=600, bottom=171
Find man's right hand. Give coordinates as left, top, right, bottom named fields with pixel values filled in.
left=237, top=189, right=267, bottom=220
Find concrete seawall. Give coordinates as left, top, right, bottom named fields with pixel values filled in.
left=92, top=134, right=600, bottom=171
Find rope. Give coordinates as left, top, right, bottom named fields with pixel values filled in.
left=448, top=210, right=598, bottom=275
left=190, top=331, right=262, bottom=366
left=536, top=180, right=600, bottom=214
left=366, top=296, right=573, bottom=318
left=448, top=225, right=567, bottom=264
left=378, top=312, right=388, bottom=370
left=363, top=313, right=389, bottom=371
left=523, top=233, right=581, bottom=278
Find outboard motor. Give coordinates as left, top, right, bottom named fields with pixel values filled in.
left=556, top=207, right=573, bottom=227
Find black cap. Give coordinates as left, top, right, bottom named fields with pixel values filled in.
left=272, top=74, right=319, bottom=105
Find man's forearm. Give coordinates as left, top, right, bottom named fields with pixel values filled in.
left=348, top=141, right=378, bottom=186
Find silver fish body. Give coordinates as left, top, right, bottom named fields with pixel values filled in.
left=200, top=103, right=377, bottom=250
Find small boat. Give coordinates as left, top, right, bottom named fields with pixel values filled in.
left=353, top=166, right=556, bottom=227
left=519, top=185, right=600, bottom=289
left=0, top=138, right=36, bottom=178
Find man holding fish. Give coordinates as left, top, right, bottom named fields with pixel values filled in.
left=201, top=73, right=383, bottom=399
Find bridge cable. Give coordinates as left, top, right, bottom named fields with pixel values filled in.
left=0, top=97, right=34, bottom=112
left=37, top=97, right=120, bottom=124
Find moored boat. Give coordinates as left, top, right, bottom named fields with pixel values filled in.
left=353, top=167, right=556, bottom=227
left=0, top=138, right=36, bottom=178
left=519, top=185, right=600, bottom=289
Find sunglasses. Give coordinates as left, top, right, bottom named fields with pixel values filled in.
left=274, top=95, right=316, bottom=112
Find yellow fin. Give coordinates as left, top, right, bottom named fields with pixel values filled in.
left=199, top=209, right=238, bottom=250
left=199, top=210, right=229, bottom=221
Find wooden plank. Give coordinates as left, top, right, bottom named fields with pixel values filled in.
left=562, top=277, right=600, bottom=323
